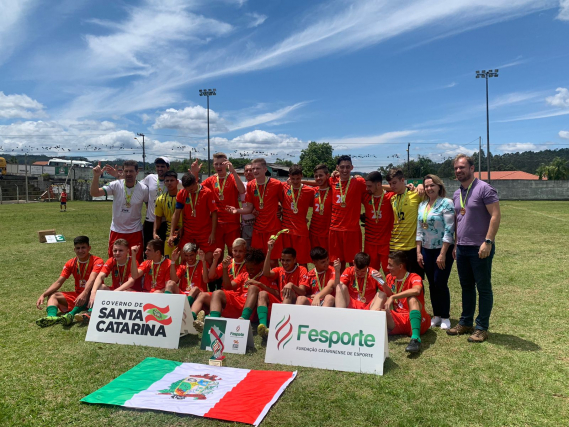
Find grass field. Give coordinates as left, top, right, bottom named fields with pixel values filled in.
left=1, top=200, right=568, bottom=426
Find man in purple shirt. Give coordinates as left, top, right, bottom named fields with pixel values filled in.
left=448, top=154, right=501, bottom=343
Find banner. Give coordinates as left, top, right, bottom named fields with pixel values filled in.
left=265, top=304, right=389, bottom=375
left=200, top=318, right=254, bottom=355
left=85, top=291, right=197, bottom=349
left=81, top=357, right=296, bottom=426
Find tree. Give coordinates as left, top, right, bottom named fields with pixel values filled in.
left=228, top=157, right=252, bottom=169
left=298, top=142, right=336, bottom=177
left=275, top=158, right=294, bottom=167
left=536, top=157, right=569, bottom=180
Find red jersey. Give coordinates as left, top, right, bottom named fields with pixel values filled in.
left=245, top=178, right=283, bottom=232
left=281, top=184, right=314, bottom=236
left=203, top=174, right=241, bottom=226
left=176, top=185, right=218, bottom=237
left=384, top=273, right=427, bottom=312
left=100, top=257, right=135, bottom=290
left=60, top=193, right=67, bottom=203
left=340, top=266, right=381, bottom=303
left=214, top=259, right=248, bottom=282
left=309, top=185, right=333, bottom=238
left=361, top=191, right=395, bottom=246
left=61, top=255, right=104, bottom=293
left=271, top=265, right=308, bottom=292
left=300, top=265, right=335, bottom=295
left=176, top=262, right=208, bottom=293
left=233, top=272, right=278, bottom=297
left=139, top=258, right=172, bottom=292
left=330, top=176, right=366, bottom=232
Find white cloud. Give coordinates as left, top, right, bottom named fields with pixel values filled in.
left=498, top=142, right=537, bottom=153
left=545, top=87, right=569, bottom=107
left=152, top=106, right=229, bottom=133
left=559, top=131, right=569, bottom=139
left=558, top=0, right=569, bottom=20
left=0, top=92, right=46, bottom=119
left=246, top=12, right=267, bottom=28
left=230, top=102, right=308, bottom=131
left=207, top=130, right=304, bottom=158
left=327, top=130, right=417, bottom=150
left=0, top=0, right=36, bottom=65
left=429, top=142, right=476, bottom=161
left=490, top=91, right=543, bottom=109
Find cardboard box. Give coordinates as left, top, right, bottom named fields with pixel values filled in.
left=38, top=229, right=56, bottom=243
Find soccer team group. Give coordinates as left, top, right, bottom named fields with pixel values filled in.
left=36, top=151, right=501, bottom=353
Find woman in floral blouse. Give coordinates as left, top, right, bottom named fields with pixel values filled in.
left=416, top=174, right=455, bottom=330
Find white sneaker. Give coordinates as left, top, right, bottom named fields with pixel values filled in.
left=430, top=316, right=441, bottom=328
left=440, top=318, right=451, bottom=330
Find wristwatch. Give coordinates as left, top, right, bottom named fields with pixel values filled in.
left=484, top=239, right=494, bottom=245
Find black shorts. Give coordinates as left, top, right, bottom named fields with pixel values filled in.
left=60, top=202, right=66, bottom=205
left=403, top=248, right=425, bottom=279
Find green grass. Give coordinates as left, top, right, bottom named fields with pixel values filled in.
left=1, top=200, right=568, bottom=426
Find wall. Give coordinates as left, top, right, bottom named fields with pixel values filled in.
left=441, top=178, right=569, bottom=201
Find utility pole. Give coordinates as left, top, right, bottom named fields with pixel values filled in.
left=407, top=143, right=410, bottom=177
left=199, top=89, right=217, bottom=177
left=476, top=69, right=499, bottom=183
left=25, top=153, right=29, bottom=202
left=478, top=136, right=482, bottom=180
left=136, top=133, right=146, bottom=173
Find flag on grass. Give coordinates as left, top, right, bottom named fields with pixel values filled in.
left=81, top=357, right=296, bottom=426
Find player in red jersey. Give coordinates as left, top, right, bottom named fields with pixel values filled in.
left=169, top=173, right=218, bottom=265
left=296, top=246, right=336, bottom=307
left=309, top=164, right=332, bottom=253
left=329, top=155, right=366, bottom=271
left=334, top=252, right=387, bottom=311
left=226, top=158, right=283, bottom=267
left=362, top=171, right=395, bottom=275
left=130, top=239, right=172, bottom=293
left=381, top=250, right=431, bottom=353
left=59, top=189, right=67, bottom=212
left=280, top=165, right=315, bottom=265
left=193, top=248, right=277, bottom=332
left=35, top=236, right=104, bottom=327
left=202, top=153, right=246, bottom=257
left=164, top=244, right=209, bottom=303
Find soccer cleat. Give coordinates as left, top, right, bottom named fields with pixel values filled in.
left=467, top=329, right=489, bottom=343
left=430, top=316, right=442, bottom=328
left=193, top=319, right=204, bottom=333
left=60, top=313, right=75, bottom=326
left=36, top=316, right=62, bottom=328
left=405, top=338, right=421, bottom=353
left=440, top=318, right=451, bottom=330
left=196, top=310, right=205, bottom=324
left=446, top=323, right=474, bottom=336
left=74, top=313, right=91, bottom=325
left=257, top=323, right=269, bottom=338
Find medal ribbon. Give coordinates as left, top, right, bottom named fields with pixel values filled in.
left=123, top=181, right=136, bottom=206
left=290, top=185, right=302, bottom=211
left=393, top=189, right=408, bottom=222
left=255, top=178, right=269, bottom=207
left=354, top=268, right=368, bottom=300
left=231, top=259, right=245, bottom=278
left=393, top=272, right=409, bottom=305
left=166, top=194, right=176, bottom=216
left=151, top=257, right=164, bottom=288
left=186, top=185, right=201, bottom=213
left=186, top=261, right=199, bottom=288
left=216, top=174, right=228, bottom=199
left=317, top=187, right=329, bottom=213
left=422, top=198, right=438, bottom=226
left=76, top=256, right=91, bottom=282
left=338, top=177, right=352, bottom=204
left=115, top=256, right=130, bottom=285
left=244, top=270, right=263, bottom=289
left=314, top=268, right=326, bottom=291
left=156, top=176, right=165, bottom=196
left=460, top=179, right=476, bottom=211
left=371, top=191, right=385, bottom=222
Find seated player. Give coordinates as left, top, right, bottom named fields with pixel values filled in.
left=35, top=236, right=104, bottom=327
left=130, top=239, right=171, bottom=293
left=154, top=170, right=183, bottom=258
left=165, top=244, right=209, bottom=306
left=296, top=246, right=336, bottom=307
left=193, top=248, right=277, bottom=333
left=334, top=252, right=386, bottom=311
left=381, top=251, right=431, bottom=353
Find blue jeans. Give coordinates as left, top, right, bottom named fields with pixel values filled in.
left=422, top=246, right=454, bottom=319
left=456, top=244, right=495, bottom=331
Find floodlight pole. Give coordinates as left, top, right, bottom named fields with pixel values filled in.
left=199, top=88, right=216, bottom=177
left=407, top=143, right=410, bottom=177
left=137, top=133, right=146, bottom=173
left=476, top=69, right=499, bottom=183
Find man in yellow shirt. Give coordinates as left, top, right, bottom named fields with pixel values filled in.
left=154, top=171, right=182, bottom=258
left=386, top=168, right=424, bottom=278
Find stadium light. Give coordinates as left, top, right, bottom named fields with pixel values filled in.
left=199, top=88, right=217, bottom=177
left=475, top=69, right=500, bottom=182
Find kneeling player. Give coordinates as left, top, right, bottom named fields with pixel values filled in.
left=334, top=252, right=386, bottom=311
left=36, top=236, right=104, bottom=327
left=297, top=246, right=336, bottom=307
left=382, top=251, right=431, bottom=353
left=131, top=239, right=171, bottom=292
left=165, top=244, right=209, bottom=305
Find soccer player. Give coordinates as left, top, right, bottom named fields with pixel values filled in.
left=130, top=239, right=172, bottom=293
left=329, top=155, right=367, bottom=271
left=308, top=164, right=332, bottom=253
left=90, top=160, right=149, bottom=264
left=262, top=238, right=308, bottom=306
left=381, top=251, right=431, bottom=353
left=154, top=170, right=182, bottom=258
left=386, top=168, right=424, bottom=278
left=240, top=163, right=256, bottom=247
left=59, top=189, right=67, bottom=212
left=226, top=158, right=284, bottom=267
left=165, top=244, right=209, bottom=304
left=334, top=252, right=386, bottom=311
left=35, top=236, right=104, bottom=327
left=202, top=153, right=246, bottom=257
left=280, top=165, right=314, bottom=265
left=362, top=171, right=395, bottom=274
left=296, top=246, right=336, bottom=307
left=169, top=172, right=218, bottom=266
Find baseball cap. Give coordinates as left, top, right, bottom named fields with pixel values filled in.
left=155, top=157, right=170, bottom=165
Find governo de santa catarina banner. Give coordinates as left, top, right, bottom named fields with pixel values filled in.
left=81, top=357, right=296, bottom=426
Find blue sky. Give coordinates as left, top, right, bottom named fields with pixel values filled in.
left=1, top=0, right=568, bottom=171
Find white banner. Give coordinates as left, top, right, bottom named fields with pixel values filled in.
left=86, top=291, right=197, bottom=349
left=200, top=318, right=254, bottom=355
left=265, top=304, right=389, bottom=375
left=31, top=166, right=43, bottom=175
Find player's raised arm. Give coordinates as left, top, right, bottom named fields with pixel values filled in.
left=262, top=239, right=278, bottom=280
left=90, top=162, right=106, bottom=197
left=130, top=246, right=144, bottom=279
left=208, top=249, right=223, bottom=281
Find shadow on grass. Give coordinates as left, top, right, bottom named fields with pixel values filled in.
left=178, top=334, right=202, bottom=348
left=388, top=329, right=438, bottom=359
left=489, top=332, right=541, bottom=352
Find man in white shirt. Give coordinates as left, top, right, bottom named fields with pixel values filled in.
left=90, top=160, right=149, bottom=264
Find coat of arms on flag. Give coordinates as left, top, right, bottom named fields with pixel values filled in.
left=81, top=357, right=296, bottom=426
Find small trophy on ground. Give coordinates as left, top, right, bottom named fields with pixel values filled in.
left=208, top=325, right=226, bottom=366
